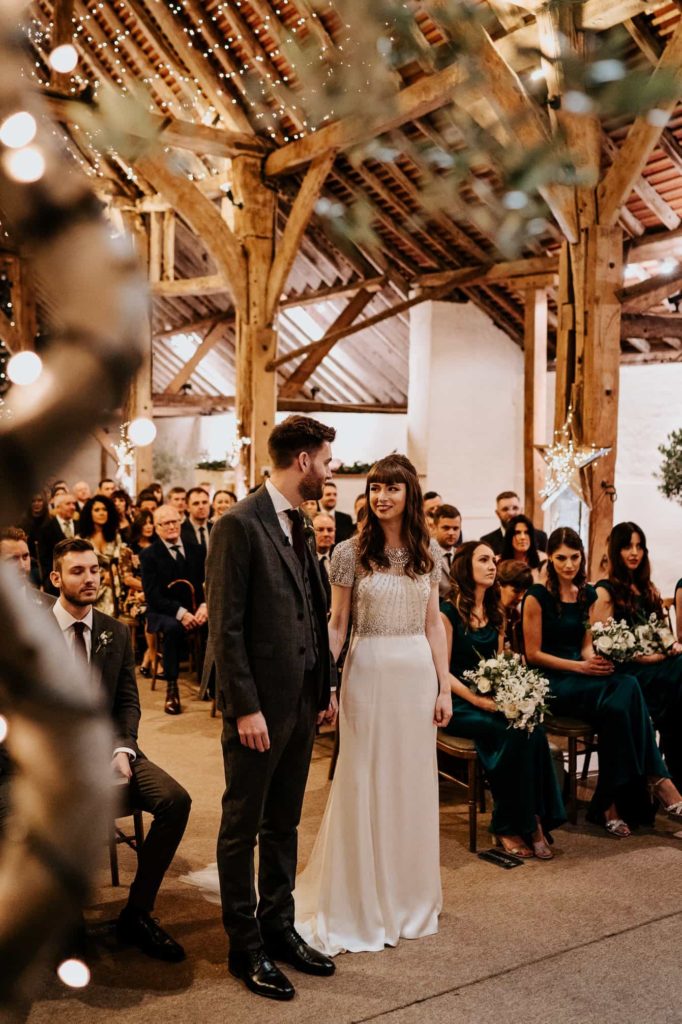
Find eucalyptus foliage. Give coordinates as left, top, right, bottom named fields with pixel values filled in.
left=656, top=429, right=682, bottom=506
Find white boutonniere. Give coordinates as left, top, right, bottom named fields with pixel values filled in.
left=96, top=630, right=113, bottom=655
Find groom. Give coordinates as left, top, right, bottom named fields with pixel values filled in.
left=204, top=416, right=338, bottom=1000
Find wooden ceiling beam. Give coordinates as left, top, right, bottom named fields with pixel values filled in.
left=266, top=152, right=337, bottom=319
left=154, top=313, right=233, bottom=339
left=136, top=154, right=247, bottom=311
left=621, top=312, right=682, bottom=339
left=280, top=276, right=386, bottom=308
left=162, top=320, right=230, bottom=394
left=628, top=224, right=682, bottom=261
left=150, top=274, right=230, bottom=297
left=617, top=267, right=682, bottom=311
left=601, top=131, right=680, bottom=230
left=598, top=19, right=682, bottom=226
left=279, top=288, right=375, bottom=398
left=415, top=255, right=558, bottom=289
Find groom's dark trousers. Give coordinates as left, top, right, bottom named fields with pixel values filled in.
left=203, top=485, right=332, bottom=951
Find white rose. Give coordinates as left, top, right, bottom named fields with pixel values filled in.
left=477, top=677, right=492, bottom=694
left=501, top=702, right=519, bottom=719
left=596, top=636, right=613, bottom=654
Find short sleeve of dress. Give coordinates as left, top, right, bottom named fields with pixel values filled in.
left=584, top=583, right=598, bottom=610
left=329, top=538, right=357, bottom=587
left=429, top=539, right=442, bottom=586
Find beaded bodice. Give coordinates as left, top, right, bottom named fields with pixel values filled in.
left=329, top=538, right=441, bottom=638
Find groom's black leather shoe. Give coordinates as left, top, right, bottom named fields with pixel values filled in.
left=263, top=925, right=335, bottom=976
left=228, top=948, right=295, bottom=1000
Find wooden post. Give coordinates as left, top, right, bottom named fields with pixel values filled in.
left=523, top=286, right=547, bottom=527
left=231, top=155, right=277, bottom=488
left=122, top=211, right=154, bottom=493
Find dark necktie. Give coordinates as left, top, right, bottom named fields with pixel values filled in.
left=171, top=544, right=185, bottom=565
left=198, top=526, right=207, bottom=552
left=445, top=552, right=453, bottom=569
left=73, top=620, right=88, bottom=662
left=285, top=509, right=306, bottom=568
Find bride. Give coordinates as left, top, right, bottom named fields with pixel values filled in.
left=294, top=453, right=452, bottom=955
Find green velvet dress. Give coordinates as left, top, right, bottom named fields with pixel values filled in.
left=523, top=583, right=668, bottom=826
left=595, top=579, right=682, bottom=790
left=441, top=601, right=565, bottom=838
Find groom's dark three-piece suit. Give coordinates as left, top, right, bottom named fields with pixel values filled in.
left=203, top=483, right=333, bottom=962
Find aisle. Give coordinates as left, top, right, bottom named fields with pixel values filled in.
left=25, top=669, right=682, bottom=1024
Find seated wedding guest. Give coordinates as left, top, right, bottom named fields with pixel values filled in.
left=312, top=512, right=335, bottom=605
left=167, top=486, right=188, bottom=516
left=20, top=491, right=50, bottom=581
left=50, top=538, right=191, bottom=960
left=591, top=522, right=682, bottom=793
left=423, top=491, right=442, bottom=536
left=211, top=489, right=237, bottom=521
left=39, top=490, right=77, bottom=595
left=137, top=488, right=159, bottom=513
left=181, top=487, right=212, bottom=575
left=497, top=559, right=533, bottom=653
left=77, top=495, right=127, bottom=617
left=354, top=492, right=367, bottom=524
left=73, top=480, right=92, bottom=512
left=500, top=514, right=547, bottom=583
left=97, top=478, right=116, bottom=499
left=432, top=503, right=462, bottom=598
left=440, top=542, right=564, bottom=858
left=141, top=505, right=207, bottom=715
left=522, top=527, right=682, bottom=837
left=124, top=510, right=158, bottom=678
left=112, top=488, right=134, bottom=543
left=149, top=482, right=164, bottom=506
left=481, top=491, right=548, bottom=555
left=319, top=481, right=353, bottom=543
left=300, top=498, right=319, bottom=520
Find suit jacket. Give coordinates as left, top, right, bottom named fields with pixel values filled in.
left=38, top=516, right=70, bottom=591
left=90, top=608, right=143, bottom=757
left=480, top=525, right=548, bottom=556
left=181, top=519, right=212, bottom=577
left=0, top=601, right=141, bottom=779
left=203, top=485, right=333, bottom=719
left=331, top=510, right=354, bottom=544
left=140, top=538, right=205, bottom=625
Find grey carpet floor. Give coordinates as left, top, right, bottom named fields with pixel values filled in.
left=22, top=670, right=682, bottom=1024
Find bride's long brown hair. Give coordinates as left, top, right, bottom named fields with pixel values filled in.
left=356, top=454, right=433, bottom=579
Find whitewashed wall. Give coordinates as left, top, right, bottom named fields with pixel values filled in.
left=408, top=300, right=525, bottom=540
left=548, top=365, right=682, bottom=596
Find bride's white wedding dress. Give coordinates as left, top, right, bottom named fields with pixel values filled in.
left=294, top=537, right=443, bottom=955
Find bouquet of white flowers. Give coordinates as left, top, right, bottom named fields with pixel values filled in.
left=591, top=618, right=638, bottom=661
left=632, top=613, right=676, bottom=656
left=462, top=653, right=550, bottom=733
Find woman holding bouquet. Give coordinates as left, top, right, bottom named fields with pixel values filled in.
left=591, top=521, right=682, bottom=795
left=441, top=542, right=565, bottom=859
left=523, top=527, right=682, bottom=837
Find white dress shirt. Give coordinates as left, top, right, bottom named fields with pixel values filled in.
left=266, top=478, right=295, bottom=541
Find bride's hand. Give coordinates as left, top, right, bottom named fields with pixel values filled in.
left=434, top=692, right=452, bottom=728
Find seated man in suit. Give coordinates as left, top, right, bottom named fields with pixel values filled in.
left=50, top=537, right=191, bottom=961
left=318, top=481, right=353, bottom=543
left=141, top=505, right=207, bottom=715
left=181, top=486, right=212, bottom=578
left=38, top=490, right=77, bottom=593
left=0, top=526, right=57, bottom=833
left=432, top=504, right=462, bottom=598
left=312, top=512, right=335, bottom=606
left=480, top=490, right=547, bottom=555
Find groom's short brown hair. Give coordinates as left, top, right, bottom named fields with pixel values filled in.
left=268, top=416, right=336, bottom=469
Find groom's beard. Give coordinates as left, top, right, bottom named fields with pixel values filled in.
left=300, top=469, right=325, bottom=502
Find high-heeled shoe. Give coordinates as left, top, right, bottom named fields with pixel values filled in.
left=604, top=817, right=631, bottom=838
left=495, top=835, right=533, bottom=859
left=139, top=664, right=151, bottom=678
left=532, top=837, right=554, bottom=859
left=652, top=779, right=682, bottom=821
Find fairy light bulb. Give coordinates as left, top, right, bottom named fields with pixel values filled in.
left=7, top=352, right=43, bottom=385
left=57, top=959, right=90, bottom=988
left=0, top=716, right=7, bottom=743
left=0, top=111, right=37, bottom=149
left=128, top=417, right=157, bottom=446
left=49, top=44, right=79, bottom=74
left=2, top=146, right=45, bottom=183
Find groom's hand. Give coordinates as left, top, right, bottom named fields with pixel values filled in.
left=237, top=711, right=270, bottom=752
left=317, top=691, right=338, bottom=728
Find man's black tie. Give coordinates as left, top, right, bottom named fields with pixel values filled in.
left=285, top=509, right=306, bottom=568
left=171, top=544, right=186, bottom=565
left=198, top=526, right=207, bottom=552
left=73, top=620, right=88, bottom=662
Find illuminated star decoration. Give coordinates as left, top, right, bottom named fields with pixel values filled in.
left=535, top=410, right=611, bottom=510
left=112, top=421, right=136, bottom=495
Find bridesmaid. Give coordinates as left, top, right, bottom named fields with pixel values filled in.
left=522, top=527, right=682, bottom=837
left=500, top=514, right=547, bottom=583
left=441, top=542, right=565, bottom=859
left=591, top=521, right=682, bottom=796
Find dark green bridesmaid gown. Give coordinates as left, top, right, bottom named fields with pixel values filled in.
left=440, top=601, right=565, bottom=838
left=523, top=583, right=668, bottom=826
left=595, top=579, right=682, bottom=790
